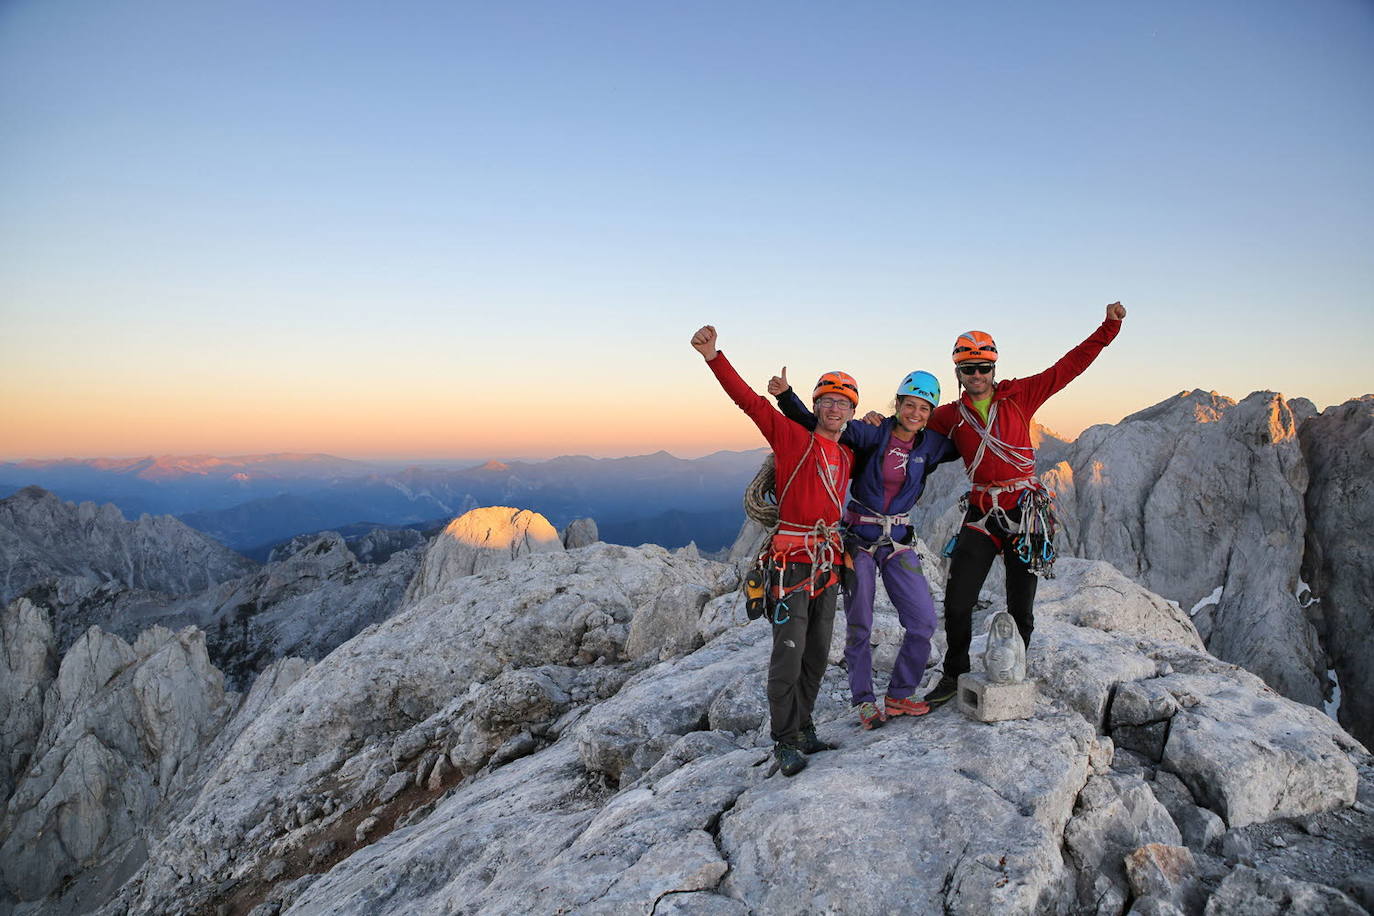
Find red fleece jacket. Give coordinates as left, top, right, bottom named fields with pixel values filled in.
left=930, top=318, right=1122, bottom=509
left=706, top=352, right=853, bottom=559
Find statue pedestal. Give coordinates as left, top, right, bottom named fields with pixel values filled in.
left=957, top=673, right=1037, bottom=723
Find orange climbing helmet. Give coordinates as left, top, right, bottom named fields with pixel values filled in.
left=952, top=330, right=998, bottom=364
left=812, top=370, right=859, bottom=406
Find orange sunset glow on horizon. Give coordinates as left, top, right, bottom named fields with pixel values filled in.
left=5, top=359, right=1355, bottom=464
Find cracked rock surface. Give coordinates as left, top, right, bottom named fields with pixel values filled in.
left=2, top=512, right=1368, bottom=915
left=1300, top=394, right=1374, bottom=748
left=908, top=390, right=1357, bottom=729
left=0, top=623, right=236, bottom=908
left=1048, top=390, right=1320, bottom=708
left=0, top=486, right=254, bottom=605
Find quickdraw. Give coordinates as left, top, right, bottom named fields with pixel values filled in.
left=1011, top=485, right=1058, bottom=578
left=956, top=481, right=1060, bottom=579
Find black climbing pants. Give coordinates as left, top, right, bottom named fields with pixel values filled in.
left=767, top=562, right=837, bottom=743
left=941, top=504, right=1037, bottom=680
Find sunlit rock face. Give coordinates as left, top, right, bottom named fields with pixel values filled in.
left=1042, top=390, right=1322, bottom=708
left=1300, top=394, right=1374, bottom=747
left=404, top=506, right=564, bottom=602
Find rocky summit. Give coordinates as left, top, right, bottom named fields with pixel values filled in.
left=1, top=501, right=1370, bottom=915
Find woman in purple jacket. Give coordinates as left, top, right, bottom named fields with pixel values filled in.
left=771, top=368, right=959, bottom=730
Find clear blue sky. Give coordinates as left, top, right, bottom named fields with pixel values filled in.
left=2, top=0, right=1371, bottom=459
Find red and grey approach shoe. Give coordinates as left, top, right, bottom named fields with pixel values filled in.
left=884, top=694, right=932, bottom=718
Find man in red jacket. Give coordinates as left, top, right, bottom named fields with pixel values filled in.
left=922, top=302, right=1127, bottom=706
left=691, top=324, right=854, bottom=776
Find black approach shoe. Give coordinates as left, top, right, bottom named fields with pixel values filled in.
left=797, top=725, right=837, bottom=754
left=774, top=742, right=809, bottom=777
left=923, top=674, right=959, bottom=708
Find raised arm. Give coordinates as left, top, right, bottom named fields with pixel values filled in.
left=1013, top=303, right=1126, bottom=414
left=691, top=325, right=798, bottom=448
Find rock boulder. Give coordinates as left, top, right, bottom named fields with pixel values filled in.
left=405, top=506, right=564, bottom=602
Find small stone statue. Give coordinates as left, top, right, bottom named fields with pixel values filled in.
left=982, top=612, right=1026, bottom=684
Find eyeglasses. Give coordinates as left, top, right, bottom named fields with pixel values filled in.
left=958, top=365, right=994, bottom=376
left=814, top=397, right=854, bottom=410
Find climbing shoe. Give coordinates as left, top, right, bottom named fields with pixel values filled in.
left=855, top=701, right=887, bottom=730
left=797, top=725, right=836, bottom=754
left=774, top=742, right=808, bottom=777
left=884, top=694, right=932, bottom=718
left=922, top=674, right=959, bottom=708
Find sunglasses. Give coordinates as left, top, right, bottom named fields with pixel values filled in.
left=958, top=365, right=994, bottom=376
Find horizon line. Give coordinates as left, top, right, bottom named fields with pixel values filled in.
left=0, top=446, right=775, bottom=466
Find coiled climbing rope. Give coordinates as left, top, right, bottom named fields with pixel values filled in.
left=743, top=453, right=779, bottom=529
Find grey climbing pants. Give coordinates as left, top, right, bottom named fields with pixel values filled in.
left=767, top=562, right=838, bottom=743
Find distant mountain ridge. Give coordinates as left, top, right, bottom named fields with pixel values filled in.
left=0, top=449, right=770, bottom=553
left=0, top=453, right=384, bottom=519
left=5, top=452, right=379, bottom=480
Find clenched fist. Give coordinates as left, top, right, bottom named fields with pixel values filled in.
left=1106, top=301, right=1127, bottom=321
left=690, top=325, right=719, bottom=360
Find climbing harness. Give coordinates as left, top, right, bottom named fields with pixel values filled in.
left=946, top=394, right=1057, bottom=575
left=767, top=519, right=845, bottom=624
left=740, top=436, right=851, bottom=624
left=960, top=478, right=1036, bottom=539
left=955, top=480, right=1060, bottom=579
left=844, top=501, right=915, bottom=557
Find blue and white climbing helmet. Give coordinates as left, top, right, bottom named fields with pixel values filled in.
left=896, top=370, right=940, bottom=408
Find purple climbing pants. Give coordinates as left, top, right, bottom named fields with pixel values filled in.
left=842, top=542, right=938, bottom=704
